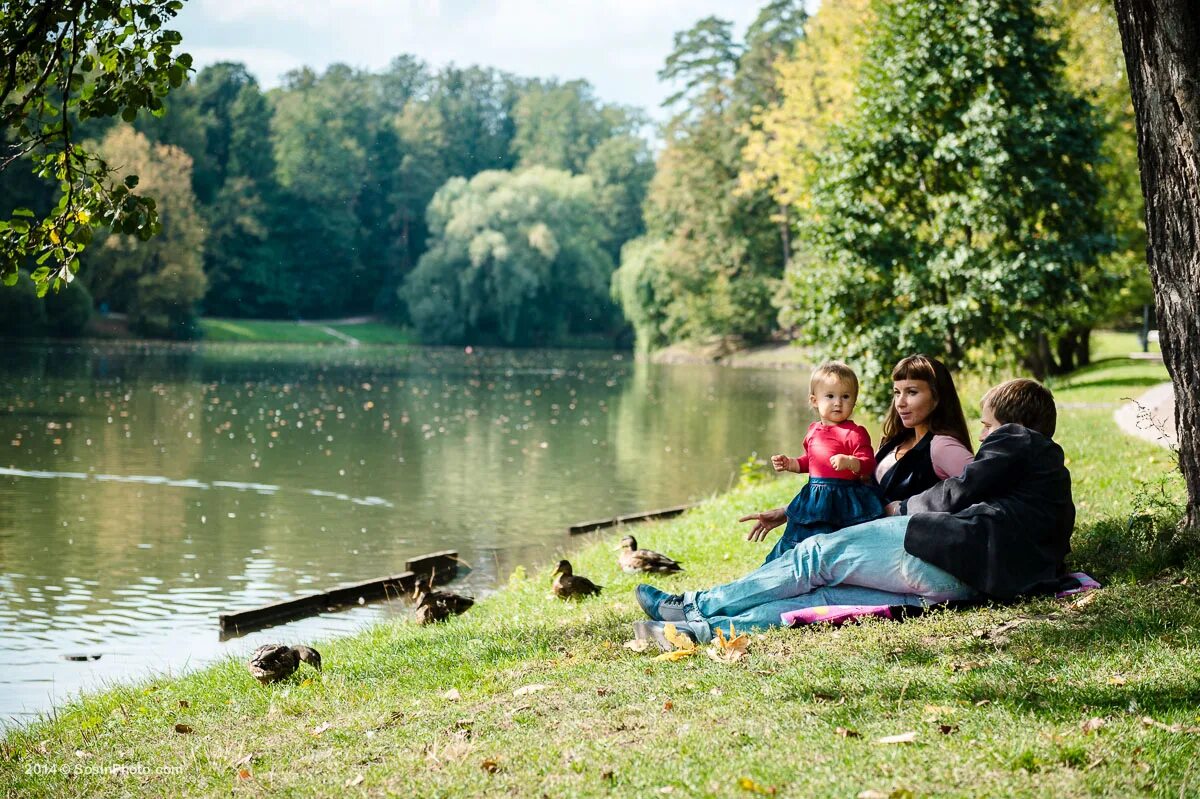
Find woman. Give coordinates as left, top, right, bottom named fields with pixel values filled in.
left=746, top=354, right=973, bottom=547
left=641, top=354, right=977, bottom=645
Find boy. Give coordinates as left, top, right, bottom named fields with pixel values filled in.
left=634, top=378, right=1075, bottom=647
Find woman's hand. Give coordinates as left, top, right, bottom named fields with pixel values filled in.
left=739, top=507, right=787, bottom=542
left=884, top=501, right=902, bottom=517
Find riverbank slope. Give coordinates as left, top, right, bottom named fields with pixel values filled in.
left=2, top=356, right=1196, bottom=798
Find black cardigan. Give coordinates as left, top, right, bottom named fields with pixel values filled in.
left=900, top=424, right=1075, bottom=600
left=874, top=432, right=941, bottom=504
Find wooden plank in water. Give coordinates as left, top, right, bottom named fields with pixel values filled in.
left=568, top=504, right=693, bottom=535
left=218, top=550, right=458, bottom=638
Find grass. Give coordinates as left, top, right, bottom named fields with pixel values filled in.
left=3, top=349, right=1196, bottom=798
left=198, top=318, right=413, bottom=345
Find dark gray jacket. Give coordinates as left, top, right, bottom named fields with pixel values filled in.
left=900, top=424, right=1075, bottom=600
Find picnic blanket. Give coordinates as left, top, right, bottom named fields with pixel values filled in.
left=781, top=572, right=1101, bottom=627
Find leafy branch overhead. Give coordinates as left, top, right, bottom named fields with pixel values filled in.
left=0, top=0, right=192, bottom=294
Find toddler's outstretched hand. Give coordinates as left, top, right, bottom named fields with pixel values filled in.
left=829, top=454, right=860, bottom=473
left=771, top=454, right=792, bottom=472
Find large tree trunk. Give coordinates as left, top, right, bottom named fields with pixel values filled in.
left=1113, top=0, right=1200, bottom=531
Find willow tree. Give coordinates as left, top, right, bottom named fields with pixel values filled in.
left=1112, top=0, right=1200, bottom=531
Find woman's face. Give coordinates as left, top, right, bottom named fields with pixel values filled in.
left=893, top=379, right=937, bottom=430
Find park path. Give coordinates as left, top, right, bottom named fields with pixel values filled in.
left=1113, top=381, right=1178, bottom=449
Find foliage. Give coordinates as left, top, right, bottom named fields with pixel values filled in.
left=401, top=167, right=616, bottom=345
left=614, top=4, right=807, bottom=351
left=0, top=0, right=192, bottom=294
left=740, top=0, right=875, bottom=209
left=511, top=80, right=642, bottom=174
left=83, top=126, right=205, bottom=337
left=783, top=0, right=1114, bottom=401
left=1050, top=0, right=1150, bottom=326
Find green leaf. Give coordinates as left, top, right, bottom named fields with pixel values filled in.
left=124, top=174, right=140, bottom=189
left=12, top=209, right=35, bottom=218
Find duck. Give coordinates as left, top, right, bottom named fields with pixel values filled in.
left=246, top=644, right=322, bottom=684
left=551, top=559, right=603, bottom=600
left=412, top=578, right=475, bottom=624
left=617, top=535, right=683, bottom=574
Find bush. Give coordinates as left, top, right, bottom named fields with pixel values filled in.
left=0, top=272, right=48, bottom=336
left=43, top=278, right=93, bottom=336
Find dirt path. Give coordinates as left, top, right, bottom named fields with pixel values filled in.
left=1113, top=381, right=1177, bottom=449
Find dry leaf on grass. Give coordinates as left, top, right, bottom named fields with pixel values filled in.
left=738, top=775, right=776, bottom=794
left=875, top=731, right=917, bottom=745
left=1141, top=716, right=1200, bottom=734
left=835, top=727, right=862, bottom=738
left=310, top=721, right=333, bottom=737
left=178, top=700, right=189, bottom=708
left=707, top=625, right=750, bottom=663
left=1108, top=675, right=1128, bottom=686
left=1081, top=717, right=1106, bottom=734
left=937, top=724, right=959, bottom=735
left=173, top=723, right=192, bottom=734
left=480, top=758, right=500, bottom=774
left=653, top=624, right=698, bottom=662
left=344, top=774, right=364, bottom=787
left=513, top=684, right=549, bottom=696
left=236, top=768, right=252, bottom=781
left=441, top=688, right=461, bottom=701
left=623, top=639, right=651, bottom=653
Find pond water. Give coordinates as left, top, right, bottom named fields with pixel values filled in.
left=0, top=341, right=813, bottom=728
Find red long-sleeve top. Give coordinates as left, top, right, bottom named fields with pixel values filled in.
left=791, top=420, right=876, bottom=480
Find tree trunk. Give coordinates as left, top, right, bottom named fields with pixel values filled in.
left=1113, top=0, right=1200, bottom=531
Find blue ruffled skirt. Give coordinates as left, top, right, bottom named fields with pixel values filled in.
left=764, top=477, right=885, bottom=564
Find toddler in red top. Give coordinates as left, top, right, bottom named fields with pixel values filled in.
left=763, top=361, right=884, bottom=563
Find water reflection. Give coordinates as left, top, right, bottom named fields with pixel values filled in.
left=0, top=341, right=811, bottom=727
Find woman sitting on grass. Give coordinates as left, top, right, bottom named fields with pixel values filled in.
left=751, top=354, right=975, bottom=559
left=634, top=378, right=1074, bottom=648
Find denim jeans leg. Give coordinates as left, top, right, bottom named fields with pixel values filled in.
left=762, top=521, right=832, bottom=565
left=690, top=516, right=974, bottom=621
left=701, top=584, right=933, bottom=638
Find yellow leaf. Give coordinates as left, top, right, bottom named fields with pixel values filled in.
left=875, top=731, right=917, bottom=745
left=654, top=648, right=696, bottom=662
left=662, top=624, right=697, bottom=653
left=738, top=775, right=776, bottom=794
left=76, top=209, right=91, bottom=224
left=49, top=229, right=61, bottom=245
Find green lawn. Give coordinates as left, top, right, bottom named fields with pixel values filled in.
left=3, top=354, right=1195, bottom=798
left=198, top=318, right=413, bottom=345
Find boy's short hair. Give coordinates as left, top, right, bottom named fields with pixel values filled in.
left=983, top=378, right=1057, bottom=437
left=810, top=360, right=859, bottom=396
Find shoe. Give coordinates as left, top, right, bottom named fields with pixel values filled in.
left=635, top=584, right=685, bottom=621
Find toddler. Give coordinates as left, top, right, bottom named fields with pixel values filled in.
left=764, top=361, right=883, bottom=563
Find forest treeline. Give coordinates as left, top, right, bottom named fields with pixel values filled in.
left=1, top=0, right=1147, bottom=385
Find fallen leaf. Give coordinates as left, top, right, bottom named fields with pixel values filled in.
left=480, top=758, right=500, bottom=774
left=708, top=625, right=751, bottom=663
left=857, top=791, right=888, bottom=799
left=738, top=775, right=776, bottom=794
left=1081, top=717, right=1106, bottom=734
left=663, top=700, right=674, bottom=711
left=974, top=699, right=992, bottom=707
left=1073, top=592, right=1099, bottom=609
left=663, top=624, right=697, bottom=653
left=938, top=724, right=959, bottom=735
left=1141, top=716, right=1200, bottom=734
left=344, top=773, right=364, bottom=787
left=174, top=723, right=192, bottom=734
left=441, top=688, right=461, bottom=701
left=655, top=649, right=696, bottom=662
left=875, top=731, right=917, bottom=745
left=513, top=684, right=549, bottom=696
left=236, top=768, right=251, bottom=781
left=835, top=727, right=862, bottom=738
left=624, top=639, right=651, bottom=653
left=311, top=721, right=333, bottom=736
left=233, top=753, right=256, bottom=767
left=1108, top=675, right=1128, bottom=686
left=596, top=687, right=610, bottom=696
left=951, top=661, right=983, bottom=672
left=178, top=700, right=189, bottom=708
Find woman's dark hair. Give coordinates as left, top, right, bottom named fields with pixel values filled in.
left=880, top=354, right=973, bottom=451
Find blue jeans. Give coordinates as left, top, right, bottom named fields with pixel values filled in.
left=682, top=516, right=977, bottom=641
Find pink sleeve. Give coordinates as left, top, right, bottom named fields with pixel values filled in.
left=930, top=435, right=974, bottom=479
left=848, top=424, right=876, bottom=478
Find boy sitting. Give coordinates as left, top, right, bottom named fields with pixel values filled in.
left=634, top=378, right=1075, bottom=647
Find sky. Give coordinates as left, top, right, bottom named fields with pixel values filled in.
left=171, top=1, right=769, bottom=120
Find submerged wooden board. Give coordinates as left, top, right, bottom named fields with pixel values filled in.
left=218, top=550, right=460, bottom=638
left=568, top=504, right=694, bottom=535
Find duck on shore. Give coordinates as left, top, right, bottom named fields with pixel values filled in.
left=412, top=578, right=475, bottom=624
left=551, top=559, right=603, bottom=600
left=246, top=644, right=322, bottom=684
left=616, top=535, right=683, bottom=574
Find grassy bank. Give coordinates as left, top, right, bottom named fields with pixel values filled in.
left=3, top=356, right=1196, bottom=798
left=197, top=318, right=415, bottom=345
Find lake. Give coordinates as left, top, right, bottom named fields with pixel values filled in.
left=0, top=341, right=812, bottom=727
